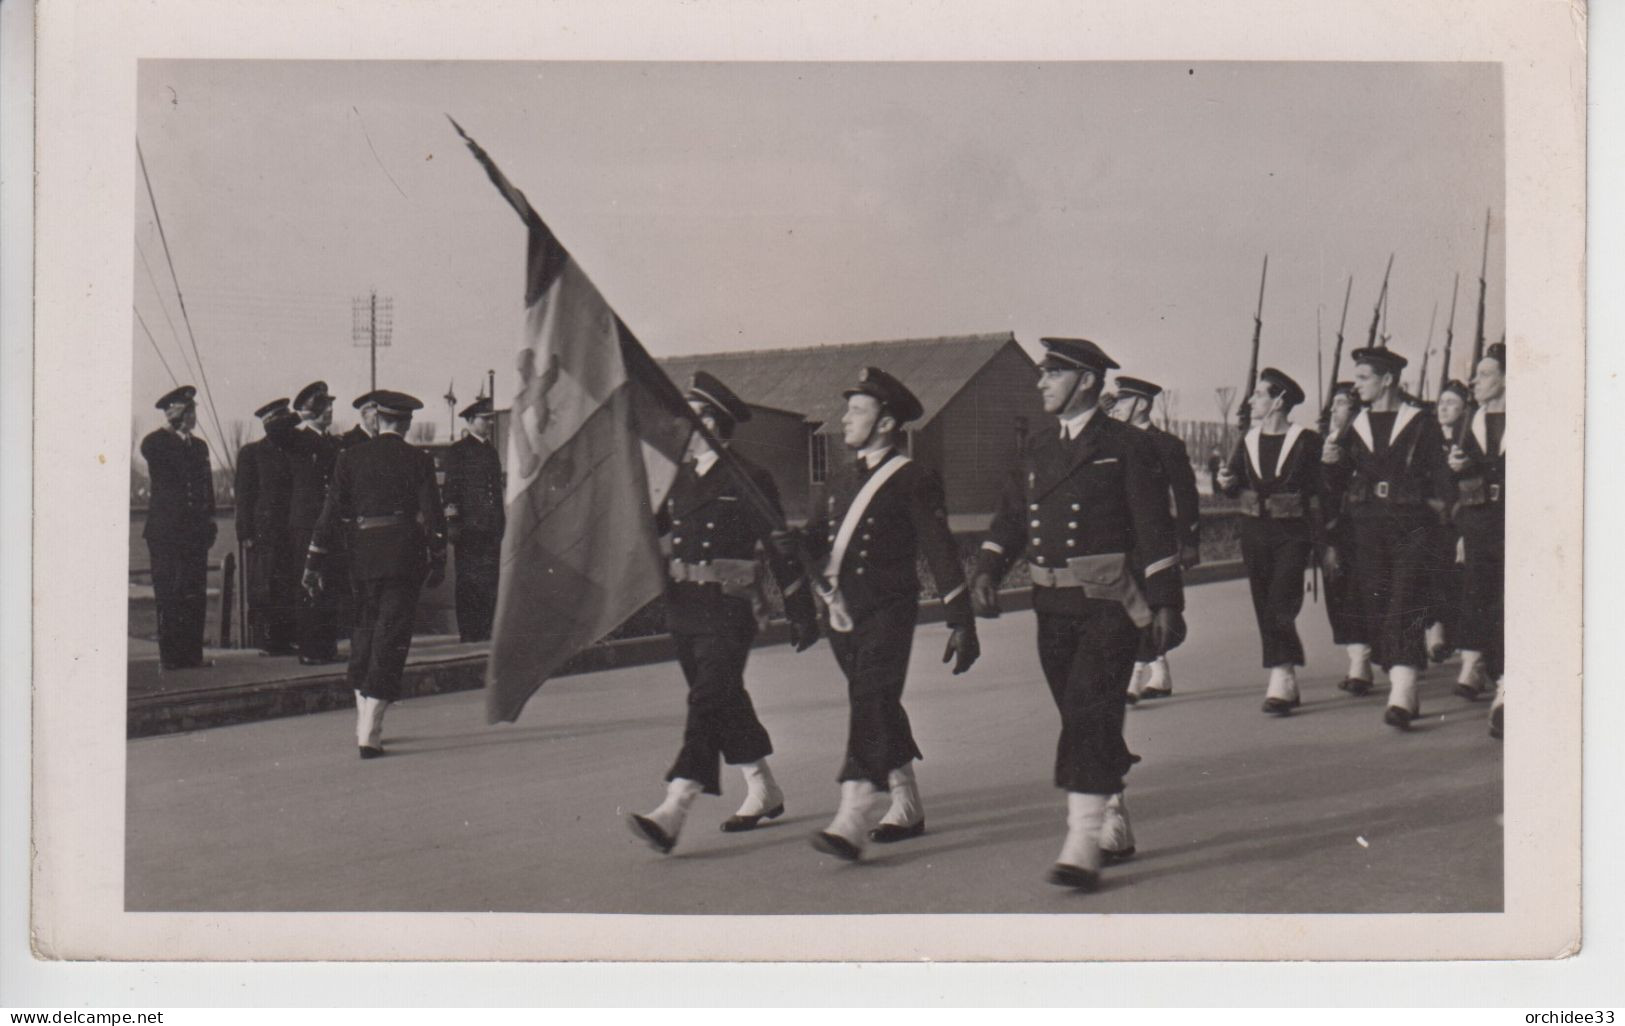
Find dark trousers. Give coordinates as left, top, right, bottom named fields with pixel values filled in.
left=1238, top=517, right=1311, bottom=668
left=665, top=631, right=773, bottom=795
left=294, top=528, right=339, bottom=660
left=453, top=531, right=501, bottom=642
left=829, top=599, right=922, bottom=788
left=148, top=538, right=208, bottom=667
left=1134, top=625, right=1162, bottom=663
left=245, top=540, right=297, bottom=652
left=1424, top=523, right=1462, bottom=640
left=1036, top=600, right=1139, bottom=794
left=1324, top=526, right=1366, bottom=646
left=1456, top=505, right=1505, bottom=680
left=348, top=577, right=423, bottom=701
left=1350, top=510, right=1433, bottom=671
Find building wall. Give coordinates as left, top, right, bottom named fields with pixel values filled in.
left=933, top=341, right=1046, bottom=514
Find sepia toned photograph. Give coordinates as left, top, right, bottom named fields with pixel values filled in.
left=123, top=58, right=1508, bottom=916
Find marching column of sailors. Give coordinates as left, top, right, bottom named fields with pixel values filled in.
left=142, top=330, right=1505, bottom=889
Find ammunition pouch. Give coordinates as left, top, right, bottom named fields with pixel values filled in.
left=1241, top=490, right=1307, bottom=519
left=1029, top=552, right=1152, bottom=628
left=1455, top=477, right=1502, bottom=508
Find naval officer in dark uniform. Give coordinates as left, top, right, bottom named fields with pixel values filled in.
left=441, top=397, right=506, bottom=643
left=236, top=398, right=298, bottom=655
left=304, top=391, right=446, bottom=758
left=628, top=373, right=821, bottom=854
left=140, top=385, right=218, bottom=670
left=1214, top=368, right=1324, bottom=714
left=338, top=391, right=379, bottom=451
left=277, top=381, right=343, bottom=664
left=1449, top=343, right=1507, bottom=738
left=971, top=338, right=1186, bottom=891
left=795, top=367, right=980, bottom=861
left=1321, top=347, right=1456, bottom=730
left=1108, top=375, right=1200, bottom=701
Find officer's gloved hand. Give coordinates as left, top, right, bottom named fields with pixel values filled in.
left=424, top=561, right=446, bottom=589
left=1150, top=607, right=1187, bottom=653
left=302, top=568, right=323, bottom=597
left=1180, top=543, right=1202, bottom=570
left=943, top=626, right=980, bottom=675
left=969, top=572, right=1001, bottom=618
left=788, top=615, right=820, bottom=653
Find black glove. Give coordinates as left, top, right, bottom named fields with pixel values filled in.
left=942, top=626, right=980, bottom=675
left=789, top=615, right=820, bottom=653
left=424, top=561, right=446, bottom=589
left=969, top=572, right=1001, bottom=618
left=1150, top=607, right=1187, bottom=654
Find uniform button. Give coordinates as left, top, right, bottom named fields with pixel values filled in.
left=1071, top=503, right=1081, bottom=511
left=855, top=567, right=865, bottom=575
left=1032, top=537, right=1042, bottom=546
left=1068, top=521, right=1078, bottom=529
left=1031, top=519, right=1041, bottom=528
left=672, top=518, right=681, bottom=526
left=862, top=533, right=871, bottom=541
left=1066, top=539, right=1076, bottom=547
left=706, top=522, right=715, bottom=529
left=859, top=550, right=868, bottom=558
left=674, top=537, right=682, bottom=544
left=1029, top=503, right=1039, bottom=511
left=702, top=541, right=711, bottom=548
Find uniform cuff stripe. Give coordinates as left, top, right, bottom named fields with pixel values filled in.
left=981, top=540, right=1004, bottom=555
left=942, top=583, right=967, bottom=605
left=1145, top=555, right=1177, bottom=576
left=308, top=545, right=327, bottom=554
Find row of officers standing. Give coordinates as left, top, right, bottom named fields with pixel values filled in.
left=140, top=382, right=507, bottom=751
left=625, top=335, right=1505, bottom=894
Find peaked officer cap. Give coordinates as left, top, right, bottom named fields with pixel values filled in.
left=1038, top=337, right=1120, bottom=374
left=459, top=396, right=495, bottom=420
left=842, top=366, right=924, bottom=424
left=1440, top=379, right=1471, bottom=402
left=351, top=390, right=383, bottom=411
left=293, top=380, right=333, bottom=413
left=1259, top=367, right=1306, bottom=408
left=1113, top=375, right=1162, bottom=400
left=1483, top=341, right=1506, bottom=369
left=685, top=371, right=752, bottom=426
left=372, top=390, right=424, bottom=416
left=155, top=384, right=197, bottom=410
left=1351, top=346, right=1408, bottom=376
left=253, top=397, right=292, bottom=421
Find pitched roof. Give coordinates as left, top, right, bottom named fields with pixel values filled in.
left=659, top=332, right=1024, bottom=426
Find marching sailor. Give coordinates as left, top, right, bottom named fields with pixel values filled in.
left=1215, top=368, right=1323, bottom=714
left=1321, top=347, right=1455, bottom=730
left=796, top=367, right=980, bottom=861
left=1430, top=380, right=1473, bottom=673
left=1448, top=344, right=1506, bottom=737
left=1108, top=375, right=1201, bottom=701
left=1321, top=382, right=1373, bottom=693
left=627, top=373, right=818, bottom=853
left=971, top=338, right=1185, bottom=891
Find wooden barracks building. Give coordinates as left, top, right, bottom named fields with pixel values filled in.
left=659, top=332, right=1047, bottom=526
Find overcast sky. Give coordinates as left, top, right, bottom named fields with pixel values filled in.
left=132, top=60, right=1503, bottom=451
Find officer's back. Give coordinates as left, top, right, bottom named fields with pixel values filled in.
left=331, top=433, right=442, bottom=583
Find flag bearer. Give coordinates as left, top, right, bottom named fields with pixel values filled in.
left=627, top=373, right=818, bottom=853
left=1215, top=368, right=1323, bottom=715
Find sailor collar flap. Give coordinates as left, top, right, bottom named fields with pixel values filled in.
left=1350, top=403, right=1421, bottom=455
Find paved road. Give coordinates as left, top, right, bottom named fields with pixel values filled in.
left=126, top=578, right=1502, bottom=914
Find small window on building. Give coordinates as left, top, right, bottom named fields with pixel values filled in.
left=810, top=431, right=829, bottom=484
left=1013, top=415, right=1029, bottom=456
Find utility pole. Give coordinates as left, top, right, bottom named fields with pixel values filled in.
left=351, top=290, right=394, bottom=391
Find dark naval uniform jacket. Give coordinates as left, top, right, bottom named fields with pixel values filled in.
left=442, top=434, right=506, bottom=537
left=1219, top=424, right=1325, bottom=537
left=658, top=451, right=783, bottom=638
left=310, top=433, right=447, bottom=583
left=279, top=424, right=341, bottom=543
left=979, top=411, right=1183, bottom=617
left=141, top=428, right=216, bottom=546
left=804, top=449, right=973, bottom=629
left=1322, top=402, right=1454, bottom=518
left=234, top=437, right=293, bottom=548
left=1143, top=423, right=1202, bottom=555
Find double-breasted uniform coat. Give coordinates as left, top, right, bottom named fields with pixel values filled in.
left=442, top=433, right=506, bottom=642
left=141, top=425, right=217, bottom=667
